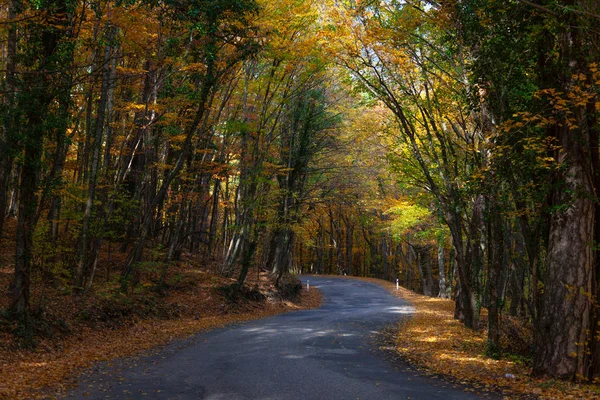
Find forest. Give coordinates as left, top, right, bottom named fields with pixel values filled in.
left=0, top=0, right=599, bottom=392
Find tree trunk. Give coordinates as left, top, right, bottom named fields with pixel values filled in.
left=415, top=245, right=434, bottom=297
left=345, top=223, right=353, bottom=275
left=0, top=0, right=19, bottom=247
left=533, top=126, right=594, bottom=378
left=10, top=0, right=70, bottom=316
left=448, top=208, right=479, bottom=330
left=75, top=27, right=114, bottom=288
left=438, top=239, right=449, bottom=298
left=532, top=1, right=596, bottom=378
left=316, top=223, right=324, bottom=274
left=487, top=200, right=503, bottom=354
left=208, top=178, right=220, bottom=256
left=10, top=126, right=42, bottom=316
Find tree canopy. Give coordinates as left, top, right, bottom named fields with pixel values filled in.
left=1, top=0, right=600, bottom=383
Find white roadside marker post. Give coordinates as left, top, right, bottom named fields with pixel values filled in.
left=396, top=279, right=399, bottom=291
left=307, top=280, right=310, bottom=292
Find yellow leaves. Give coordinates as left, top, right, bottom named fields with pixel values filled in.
left=536, top=156, right=556, bottom=170
left=169, top=134, right=187, bottom=144
left=350, top=276, right=600, bottom=400
left=529, top=68, right=599, bottom=130
left=180, top=63, right=207, bottom=73
left=116, top=66, right=147, bottom=76
left=470, top=172, right=485, bottom=181
left=263, top=161, right=288, bottom=175
left=0, top=268, right=322, bottom=399
left=386, top=200, right=440, bottom=243
left=256, top=0, right=322, bottom=60
left=537, top=281, right=545, bottom=295
left=123, top=102, right=146, bottom=112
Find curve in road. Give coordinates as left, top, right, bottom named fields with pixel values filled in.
left=64, top=276, right=484, bottom=400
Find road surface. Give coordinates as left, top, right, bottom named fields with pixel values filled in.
left=64, top=276, right=484, bottom=399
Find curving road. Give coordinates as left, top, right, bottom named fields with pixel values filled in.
left=64, top=276, right=483, bottom=400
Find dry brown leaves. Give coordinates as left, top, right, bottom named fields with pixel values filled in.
left=340, top=276, right=600, bottom=400
left=0, top=275, right=322, bottom=400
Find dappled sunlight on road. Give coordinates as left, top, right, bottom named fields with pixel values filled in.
left=362, top=278, right=600, bottom=399
left=384, top=306, right=414, bottom=314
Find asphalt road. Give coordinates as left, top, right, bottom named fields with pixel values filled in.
left=64, top=276, right=483, bottom=400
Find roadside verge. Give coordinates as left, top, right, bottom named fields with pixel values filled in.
left=341, top=276, right=600, bottom=399
left=0, top=272, right=321, bottom=400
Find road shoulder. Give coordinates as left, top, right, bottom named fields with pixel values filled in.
left=1, top=274, right=322, bottom=400
left=342, top=275, right=600, bottom=399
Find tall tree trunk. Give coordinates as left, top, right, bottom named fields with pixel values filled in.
left=10, top=123, right=43, bottom=316
left=316, top=223, right=324, bottom=274
left=11, top=0, right=70, bottom=316
left=448, top=208, right=479, bottom=330
left=533, top=123, right=594, bottom=378
left=345, top=222, right=353, bottom=275
left=532, top=2, right=596, bottom=379
left=208, top=178, right=221, bottom=256
left=487, top=199, right=504, bottom=354
left=75, top=27, right=114, bottom=288
left=121, top=60, right=215, bottom=286
left=438, top=239, right=449, bottom=298
left=0, top=0, right=20, bottom=247
left=415, top=245, right=433, bottom=296
left=589, top=91, right=600, bottom=380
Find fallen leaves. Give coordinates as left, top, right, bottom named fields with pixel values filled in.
left=344, top=276, right=600, bottom=400
left=0, top=271, right=322, bottom=400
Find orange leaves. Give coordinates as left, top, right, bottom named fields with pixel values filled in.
left=357, top=276, right=600, bottom=399
left=0, top=268, right=322, bottom=399
left=256, top=0, right=322, bottom=61
left=180, top=63, right=208, bottom=74
left=115, top=66, right=148, bottom=76
left=528, top=68, right=600, bottom=132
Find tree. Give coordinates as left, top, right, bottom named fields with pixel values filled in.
left=9, top=0, right=77, bottom=317
left=329, top=0, right=486, bottom=328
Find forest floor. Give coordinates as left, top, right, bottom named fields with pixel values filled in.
left=343, top=276, right=600, bottom=399
left=0, top=250, right=322, bottom=399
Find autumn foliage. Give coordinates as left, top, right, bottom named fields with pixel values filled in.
left=1, top=0, right=600, bottom=395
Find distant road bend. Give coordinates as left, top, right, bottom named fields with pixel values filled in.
left=65, top=276, right=484, bottom=400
